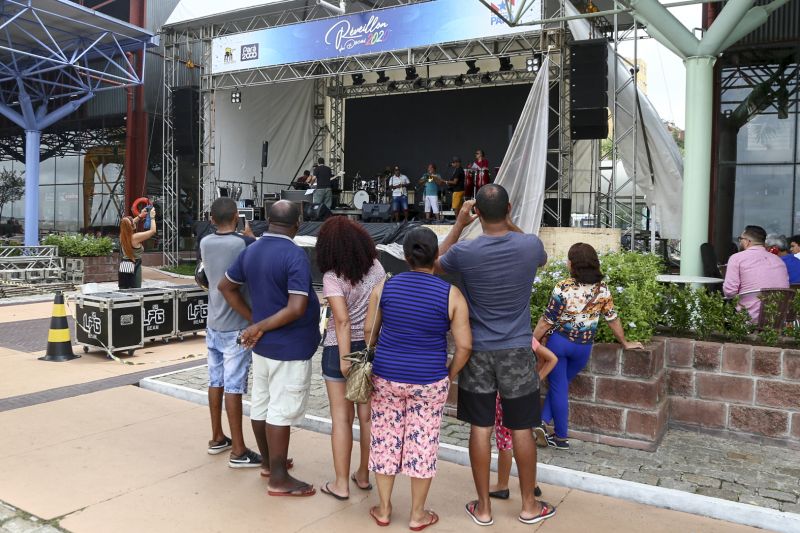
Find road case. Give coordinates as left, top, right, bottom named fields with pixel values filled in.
left=74, top=292, right=144, bottom=356
left=118, top=288, right=176, bottom=343
left=171, top=284, right=208, bottom=338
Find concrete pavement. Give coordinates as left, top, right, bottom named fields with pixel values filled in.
left=0, top=386, right=761, bottom=533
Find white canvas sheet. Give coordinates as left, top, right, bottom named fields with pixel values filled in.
left=213, top=80, right=315, bottom=201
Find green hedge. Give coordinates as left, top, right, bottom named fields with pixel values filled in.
left=42, top=234, right=114, bottom=257
left=530, top=251, right=664, bottom=343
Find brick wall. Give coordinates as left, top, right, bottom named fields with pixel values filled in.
left=663, top=337, right=800, bottom=444
left=568, top=340, right=669, bottom=450
left=79, top=252, right=195, bottom=283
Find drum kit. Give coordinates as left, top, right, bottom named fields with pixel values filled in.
left=340, top=175, right=415, bottom=210
left=464, top=167, right=491, bottom=199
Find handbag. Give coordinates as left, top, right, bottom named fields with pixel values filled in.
left=342, top=274, right=391, bottom=404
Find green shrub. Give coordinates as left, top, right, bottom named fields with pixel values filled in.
left=530, top=251, right=664, bottom=344
left=0, top=239, right=21, bottom=256
left=42, top=233, right=114, bottom=257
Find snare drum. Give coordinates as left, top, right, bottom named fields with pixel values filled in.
left=354, top=190, right=370, bottom=210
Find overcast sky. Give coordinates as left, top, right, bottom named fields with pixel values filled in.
left=616, top=4, right=701, bottom=129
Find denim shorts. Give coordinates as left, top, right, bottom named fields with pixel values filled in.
left=392, top=195, right=408, bottom=212
left=322, top=340, right=367, bottom=382
left=206, top=327, right=252, bottom=394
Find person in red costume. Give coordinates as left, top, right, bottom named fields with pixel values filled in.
left=470, top=149, right=491, bottom=198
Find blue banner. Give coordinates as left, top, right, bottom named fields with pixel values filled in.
left=211, top=0, right=540, bottom=74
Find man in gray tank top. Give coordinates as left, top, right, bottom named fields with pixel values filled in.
left=200, top=198, right=261, bottom=469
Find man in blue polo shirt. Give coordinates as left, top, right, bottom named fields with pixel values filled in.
left=219, top=200, right=320, bottom=497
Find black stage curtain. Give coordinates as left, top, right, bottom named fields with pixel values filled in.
left=343, top=84, right=532, bottom=186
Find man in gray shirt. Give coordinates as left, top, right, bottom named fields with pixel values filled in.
left=200, top=198, right=261, bottom=468
left=312, top=157, right=333, bottom=209
left=437, top=184, right=555, bottom=526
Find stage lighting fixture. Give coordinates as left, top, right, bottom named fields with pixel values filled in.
left=351, top=73, right=365, bottom=85
left=466, top=60, right=480, bottom=75
left=454, top=75, right=465, bottom=87
left=405, top=66, right=419, bottom=80
left=499, top=56, right=513, bottom=71
left=387, top=81, right=398, bottom=92
left=231, top=88, right=242, bottom=104
left=413, top=77, right=427, bottom=89
left=433, top=77, right=446, bottom=88
left=481, top=73, right=493, bottom=84
left=526, top=53, right=542, bottom=73
left=376, top=70, right=390, bottom=83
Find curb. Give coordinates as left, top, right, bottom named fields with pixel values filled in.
left=139, top=374, right=800, bottom=533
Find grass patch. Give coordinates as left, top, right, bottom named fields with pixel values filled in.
left=161, top=262, right=196, bottom=276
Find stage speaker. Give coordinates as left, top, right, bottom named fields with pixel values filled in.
left=304, top=202, right=332, bottom=222
left=172, top=87, right=200, bottom=156
left=261, top=141, right=269, bottom=168
left=571, top=108, right=609, bottom=140
left=362, top=203, right=392, bottom=223
left=543, top=198, right=571, bottom=228
left=570, top=39, right=608, bottom=109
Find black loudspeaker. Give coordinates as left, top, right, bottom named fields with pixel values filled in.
left=362, top=203, right=392, bottom=222
left=571, top=108, right=609, bottom=140
left=570, top=39, right=608, bottom=140
left=543, top=198, right=571, bottom=227
left=304, top=202, right=332, bottom=222
left=261, top=141, right=269, bottom=168
left=173, top=87, right=200, bottom=156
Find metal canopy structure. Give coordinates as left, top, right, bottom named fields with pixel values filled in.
left=0, top=0, right=155, bottom=245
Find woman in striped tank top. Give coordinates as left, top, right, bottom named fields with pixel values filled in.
left=363, top=227, right=472, bottom=530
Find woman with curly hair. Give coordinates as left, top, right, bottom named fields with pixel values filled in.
left=532, top=243, right=642, bottom=450
left=315, top=216, right=385, bottom=500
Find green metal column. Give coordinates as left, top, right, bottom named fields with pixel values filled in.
left=680, top=56, right=716, bottom=276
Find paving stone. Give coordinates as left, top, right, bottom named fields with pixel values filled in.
left=695, top=487, right=739, bottom=502
left=783, top=502, right=800, bottom=514
left=31, top=527, right=63, bottom=533
left=721, top=481, right=750, bottom=494
left=585, top=464, right=624, bottom=478
left=739, top=495, right=783, bottom=510
left=2, top=518, right=42, bottom=533
left=657, top=478, right=697, bottom=492
left=0, top=505, right=16, bottom=522
left=681, top=474, right=721, bottom=488
left=621, top=471, right=660, bottom=485
left=759, top=488, right=798, bottom=503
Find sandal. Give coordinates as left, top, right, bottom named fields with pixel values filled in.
left=351, top=473, right=373, bottom=491
left=410, top=511, right=439, bottom=531
left=518, top=500, right=556, bottom=524
left=370, top=506, right=390, bottom=527
left=320, top=481, right=349, bottom=501
left=267, top=483, right=316, bottom=497
left=259, top=458, right=294, bottom=477
left=465, top=500, right=493, bottom=527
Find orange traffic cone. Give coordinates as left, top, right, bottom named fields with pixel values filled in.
left=39, top=291, right=79, bottom=362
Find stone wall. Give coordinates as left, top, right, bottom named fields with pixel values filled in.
left=80, top=252, right=195, bottom=283
left=664, top=338, right=800, bottom=445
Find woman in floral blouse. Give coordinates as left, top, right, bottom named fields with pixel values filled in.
left=532, top=243, right=642, bottom=450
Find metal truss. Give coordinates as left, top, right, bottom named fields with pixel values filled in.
left=328, top=76, right=345, bottom=175
left=313, top=78, right=328, bottom=163
left=340, top=69, right=535, bottom=98
left=0, top=125, right=125, bottom=162
left=205, top=32, right=545, bottom=90
left=162, top=42, right=180, bottom=267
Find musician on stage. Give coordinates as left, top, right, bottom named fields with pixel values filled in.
left=388, top=166, right=410, bottom=222
left=418, top=163, right=444, bottom=222
left=470, top=149, right=491, bottom=197
left=313, top=158, right=334, bottom=209
left=295, top=170, right=312, bottom=190
left=447, top=156, right=466, bottom=212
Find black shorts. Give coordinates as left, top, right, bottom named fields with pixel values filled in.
left=457, top=346, right=541, bottom=430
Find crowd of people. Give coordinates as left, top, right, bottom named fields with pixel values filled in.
left=199, top=184, right=641, bottom=529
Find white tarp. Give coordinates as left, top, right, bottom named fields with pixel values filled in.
left=164, top=0, right=293, bottom=27
left=462, top=56, right=550, bottom=239
left=566, top=3, right=684, bottom=238
left=212, top=80, right=315, bottom=204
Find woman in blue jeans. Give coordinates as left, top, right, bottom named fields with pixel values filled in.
left=533, top=243, right=642, bottom=450
left=316, top=217, right=386, bottom=499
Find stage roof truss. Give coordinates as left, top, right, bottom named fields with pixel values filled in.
left=0, top=125, right=126, bottom=163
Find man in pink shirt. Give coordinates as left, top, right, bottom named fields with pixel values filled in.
left=723, top=225, right=789, bottom=322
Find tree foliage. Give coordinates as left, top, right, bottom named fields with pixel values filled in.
left=0, top=169, right=24, bottom=220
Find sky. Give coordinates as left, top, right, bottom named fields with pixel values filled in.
left=616, top=4, right=702, bottom=130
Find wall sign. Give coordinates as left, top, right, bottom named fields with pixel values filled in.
left=211, top=0, right=540, bottom=74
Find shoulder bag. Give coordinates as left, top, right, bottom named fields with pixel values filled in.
left=342, top=274, right=391, bottom=404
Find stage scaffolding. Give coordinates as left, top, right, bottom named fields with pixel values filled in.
left=160, top=0, right=647, bottom=265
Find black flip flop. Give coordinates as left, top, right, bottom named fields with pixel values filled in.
left=488, top=489, right=510, bottom=500
left=351, top=473, right=373, bottom=491
left=321, top=481, right=349, bottom=501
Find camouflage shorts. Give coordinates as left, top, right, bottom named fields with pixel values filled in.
left=457, top=346, right=540, bottom=400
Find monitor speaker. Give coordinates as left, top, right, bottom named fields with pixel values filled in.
left=361, top=203, right=392, bottom=222
left=543, top=198, right=571, bottom=228
left=304, top=202, right=332, bottom=222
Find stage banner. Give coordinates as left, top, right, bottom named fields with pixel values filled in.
left=211, top=0, right=541, bottom=74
